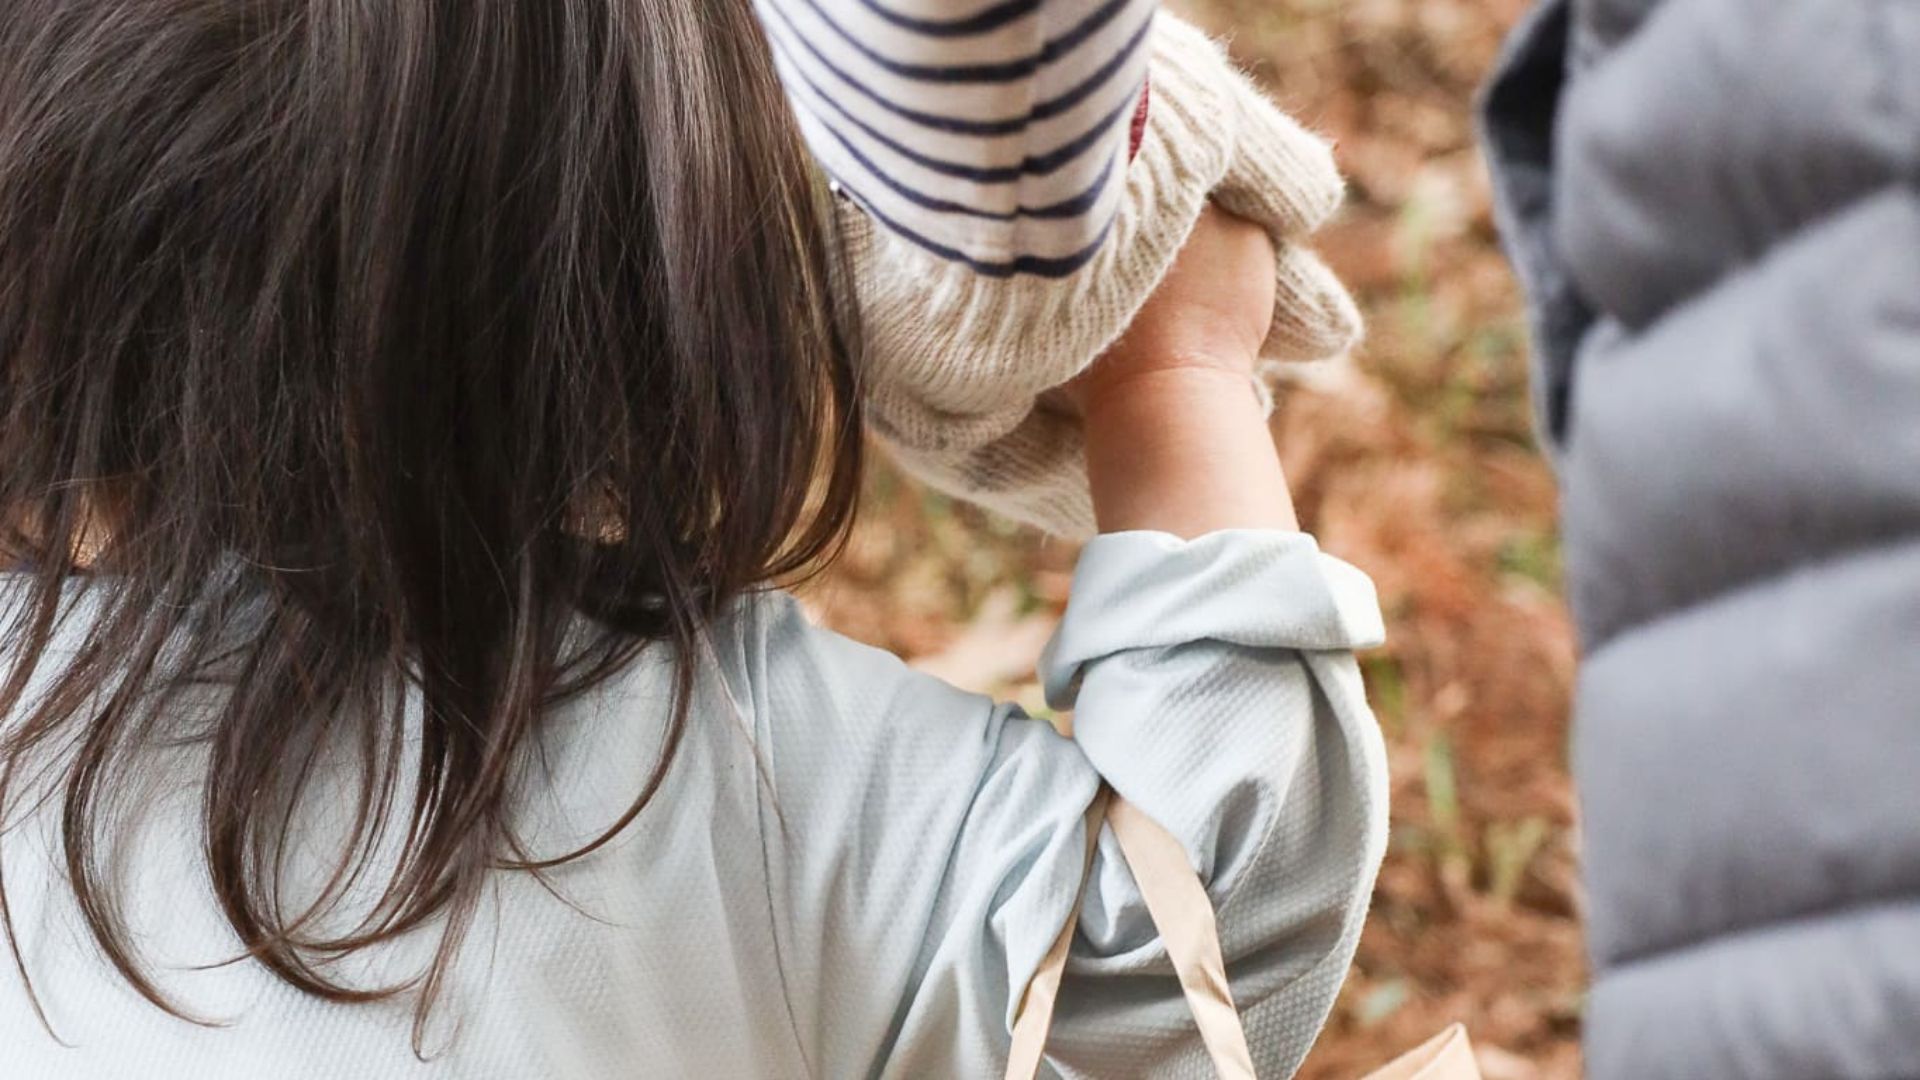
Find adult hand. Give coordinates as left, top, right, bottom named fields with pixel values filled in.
left=1063, top=204, right=1277, bottom=414
left=1066, top=204, right=1300, bottom=538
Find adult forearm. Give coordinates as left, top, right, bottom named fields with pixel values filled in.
left=1079, top=366, right=1297, bottom=537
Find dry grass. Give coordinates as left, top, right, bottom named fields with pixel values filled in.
left=801, top=2, right=1584, bottom=1074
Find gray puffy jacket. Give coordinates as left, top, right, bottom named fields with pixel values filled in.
left=1480, top=1, right=1920, bottom=1077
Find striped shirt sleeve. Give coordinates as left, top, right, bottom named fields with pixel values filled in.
left=751, top=0, right=1159, bottom=278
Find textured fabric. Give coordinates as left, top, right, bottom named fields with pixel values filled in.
left=1, top=530, right=1388, bottom=1078
left=1481, top=1, right=1920, bottom=1076
left=839, top=11, right=1363, bottom=537
left=752, top=0, right=1157, bottom=277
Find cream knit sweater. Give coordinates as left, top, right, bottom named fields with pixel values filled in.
left=839, top=13, right=1362, bottom=537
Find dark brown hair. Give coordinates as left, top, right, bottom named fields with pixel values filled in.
left=0, top=0, right=860, bottom=1046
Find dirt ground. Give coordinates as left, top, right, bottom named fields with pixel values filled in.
left=802, top=1, right=1585, bottom=1075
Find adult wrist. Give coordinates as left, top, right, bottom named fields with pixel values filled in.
left=1079, top=364, right=1298, bottom=537
left=1071, top=352, right=1262, bottom=420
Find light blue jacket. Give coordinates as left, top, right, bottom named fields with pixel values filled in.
left=2, top=531, right=1387, bottom=1078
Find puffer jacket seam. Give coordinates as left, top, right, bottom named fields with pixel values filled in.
left=1600, top=892, right=1920, bottom=974
left=1580, top=522, right=1920, bottom=659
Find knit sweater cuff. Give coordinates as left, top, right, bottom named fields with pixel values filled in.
left=846, top=13, right=1358, bottom=539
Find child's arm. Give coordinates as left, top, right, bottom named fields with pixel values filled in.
left=751, top=0, right=1157, bottom=275
left=809, top=12, right=1360, bottom=537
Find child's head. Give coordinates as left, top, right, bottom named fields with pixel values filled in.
left=0, top=0, right=859, bottom=1036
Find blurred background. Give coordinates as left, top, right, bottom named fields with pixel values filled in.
left=799, top=1, right=1581, bottom=1075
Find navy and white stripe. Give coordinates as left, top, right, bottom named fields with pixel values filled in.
left=753, top=0, right=1158, bottom=277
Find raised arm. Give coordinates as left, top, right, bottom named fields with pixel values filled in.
left=740, top=206, right=1387, bottom=1077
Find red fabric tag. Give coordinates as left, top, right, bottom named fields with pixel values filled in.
left=1128, top=80, right=1151, bottom=162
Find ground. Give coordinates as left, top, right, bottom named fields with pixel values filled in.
left=800, top=1, right=1585, bottom=1075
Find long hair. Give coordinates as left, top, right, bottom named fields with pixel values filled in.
left=0, top=0, right=861, bottom=1046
